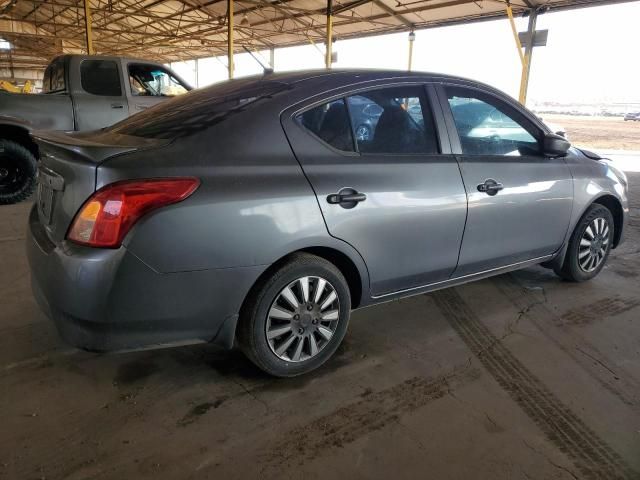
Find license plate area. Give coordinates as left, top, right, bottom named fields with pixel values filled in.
left=37, top=166, right=64, bottom=225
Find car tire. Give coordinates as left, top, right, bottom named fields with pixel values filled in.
left=555, top=204, right=614, bottom=282
left=0, top=139, right=37, bottom=205
left=237, top=253, right=351, bottom=377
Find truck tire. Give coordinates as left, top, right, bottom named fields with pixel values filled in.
left=0, top=139, right=37, bottom=205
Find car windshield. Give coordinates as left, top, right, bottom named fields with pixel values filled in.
left=107, top=77, right=290, bottom=139
left=128, top=64, right=189, bottom=97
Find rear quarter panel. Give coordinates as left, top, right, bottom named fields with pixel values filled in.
left=97, top=101, right=366, bottom=278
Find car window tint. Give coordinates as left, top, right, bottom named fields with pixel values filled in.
left=128, top=64, right=188, bottom=97
left=446, top=87, right=540, bottom=156
left=80, top=60, right=122, bottom=96
left=297, top=99, right=354, bottom=152
left=107, top=79, right=289, bottom=139
left=346, top=87, right=438, bottom=154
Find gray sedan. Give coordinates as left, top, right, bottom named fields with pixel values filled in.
left=27, top=70, right=629, bottom=376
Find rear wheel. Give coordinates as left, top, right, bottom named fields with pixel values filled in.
left=238, top=253, right=351, bottom=377
left=0, top=139, right=37, bottom=205
left=556, top=204, right=614, bottom=282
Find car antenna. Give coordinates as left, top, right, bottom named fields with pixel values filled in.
left=242, top=46, right=274, bottom=75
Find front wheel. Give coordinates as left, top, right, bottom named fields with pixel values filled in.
left=237, top=253, right=351, bottom=377
left=0, top=139, right=37, bottom=205
left=556, top=204, right=614, bottom=282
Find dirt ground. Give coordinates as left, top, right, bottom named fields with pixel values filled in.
left=1, top=175, right=639, bottom=480
left=541, top=114, right=640, bottom=151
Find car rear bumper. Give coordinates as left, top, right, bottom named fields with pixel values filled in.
left=26, top=205, right=262, bottom=352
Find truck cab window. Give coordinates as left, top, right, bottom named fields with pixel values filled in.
left=128, top=64, right=189, bottom=97
left=43, top=58, right=66, bottom=94
left=81, top=60, right=122, bottom=96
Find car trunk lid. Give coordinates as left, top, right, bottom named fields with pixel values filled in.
left=32, top=130, right=168, bottom=244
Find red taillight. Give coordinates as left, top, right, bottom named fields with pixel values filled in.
left=67, top=178, right=199, bottom=248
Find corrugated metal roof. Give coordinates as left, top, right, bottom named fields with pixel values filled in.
left=0, top=0, right=633, bottom=70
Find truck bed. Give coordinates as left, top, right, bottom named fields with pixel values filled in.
left=0, top=92, right=74, bottom=131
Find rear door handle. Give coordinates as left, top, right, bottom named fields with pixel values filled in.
left=327, top=188, right=367, bottom=209
left=111, top=103, right=124, bottom=109
left=477, top=179, right=504, bottom=196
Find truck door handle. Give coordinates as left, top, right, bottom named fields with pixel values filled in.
left=135, top=104, right=148, bottom=110
left=327, top=188, right=367, bottom=209
left=111, top=103, right=124, bottom=109
left=477, top=179, right=504, bottom=196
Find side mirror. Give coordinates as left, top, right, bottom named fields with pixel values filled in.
left=543, top=132, right=571, bottom=157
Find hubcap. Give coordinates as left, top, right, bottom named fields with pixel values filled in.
left=578, top=217, right=610, bottom=273
left=266, top=276, right=340, bottom=363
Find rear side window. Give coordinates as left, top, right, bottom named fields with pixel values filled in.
left=446, top=86, right=540, bottom=156
left=42, top=58, right=66, bottom=93
left=81, top=60, right=122, bottom=96
left=297, top=99, right=354, bottom=152
left=346, top=86, right=438, bottom=154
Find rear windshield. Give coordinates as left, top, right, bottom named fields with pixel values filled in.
left=106, top=77, right=290, bottom=139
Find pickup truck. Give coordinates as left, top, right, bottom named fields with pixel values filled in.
left=0, top=54, right=191, bottom=204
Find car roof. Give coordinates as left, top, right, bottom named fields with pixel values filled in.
left=53, top=53, right=168, bottom=66
left=257, top=68, right=467, bottom=85
left=222, top=69, right=509, bottom=101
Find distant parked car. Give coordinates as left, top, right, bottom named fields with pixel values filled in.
left=624, top=112, right=640, bottom=121
left=27, top=70, right=629, bottom=377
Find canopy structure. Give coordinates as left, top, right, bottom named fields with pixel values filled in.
left=0, top=0, right=632, bottom=73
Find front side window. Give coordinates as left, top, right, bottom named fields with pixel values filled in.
left=128, top=64, right=189, bottom=97
left=80, top=60, right=122, bottom=96
left=297, top=99, right=354, bottom=152
left=446, top=86, right=540, bottom=156
left=346, top=87, right=438, bottom=154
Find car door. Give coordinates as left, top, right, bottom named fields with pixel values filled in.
left=283, top=84, right=468, bottom=297
left=125, top=62, right=190, bottom=115
left=73, top=58, right=129, bottom=131
left=438, top=84, right=573, bottom=277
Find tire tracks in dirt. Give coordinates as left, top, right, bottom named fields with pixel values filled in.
left=260, top=365, right=481, bottom=473
left=493, top=275, right=640, bottom=410
left=432, top=288, right=637, bottom=480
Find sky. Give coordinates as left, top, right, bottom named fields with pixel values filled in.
left=169, top=1, right=640, bottom=106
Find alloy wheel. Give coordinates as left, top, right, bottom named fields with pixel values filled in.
left=265, top=276, right=340, bottom=362
left=578, top=217, right=610, bottom=272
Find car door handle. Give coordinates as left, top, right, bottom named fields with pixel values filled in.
left=135, top=104, right=149, bottom=110
left=477, top=179, right=504, bottom=196
left=111, top=103, right=124, bottom=109
left=326, top=189, right=367, bottom=208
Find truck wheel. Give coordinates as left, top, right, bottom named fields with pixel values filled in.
left=0, top=139, right=37, bottom=205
